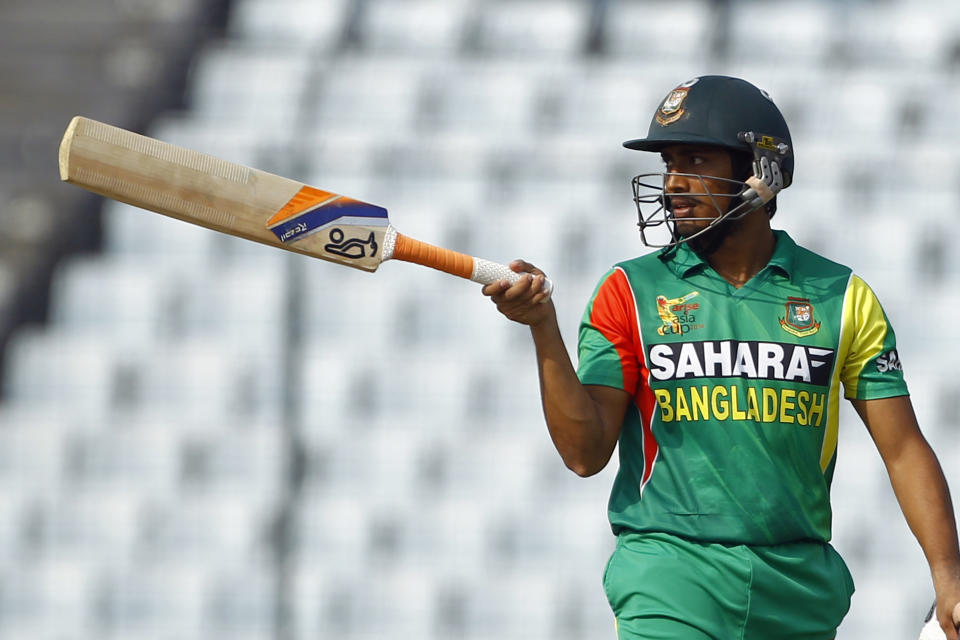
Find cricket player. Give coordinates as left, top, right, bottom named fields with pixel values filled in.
left=484, top=75, right=960, bottom=639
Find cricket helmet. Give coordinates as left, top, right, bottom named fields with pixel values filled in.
left=624, top=75, right=794, bottom=248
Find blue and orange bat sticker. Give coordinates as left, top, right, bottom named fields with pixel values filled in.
left=267, top=186, right=388, bottom=245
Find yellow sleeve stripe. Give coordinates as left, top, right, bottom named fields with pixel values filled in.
left=839, top=275, right=891, bottom=399
left=819, top=274, right=893, bottom=472
left=820, top=273, right=853, bottom=472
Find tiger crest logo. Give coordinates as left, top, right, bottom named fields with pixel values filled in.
left=656, top=78, right=699, bottom=126
left=780, top=297, right=821, bottom=338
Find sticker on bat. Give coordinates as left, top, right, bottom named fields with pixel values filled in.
left=267, top=187, right=388, bottom=245
left=324, top=228, right=378, bottom=259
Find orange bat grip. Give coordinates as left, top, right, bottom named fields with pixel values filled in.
left=391, top=233, right=475, bottom=280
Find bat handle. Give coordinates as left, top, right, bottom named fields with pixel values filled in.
left=386, top=230, right=553, bottom=301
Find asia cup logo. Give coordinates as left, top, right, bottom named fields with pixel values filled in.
left=656, top=291, right=701, bottom=336
left=780, top=296, right=821, bottom=338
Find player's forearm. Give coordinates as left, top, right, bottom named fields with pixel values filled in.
left=885, top=436, right=960, bottom=587
left=530, top=321, right=620, bottom=477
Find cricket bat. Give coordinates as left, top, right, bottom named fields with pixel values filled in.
left=58, top=116, right=552, bottom=298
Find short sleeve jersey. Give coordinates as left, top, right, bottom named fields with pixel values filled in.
left=577, top=230, right=908, bottom=545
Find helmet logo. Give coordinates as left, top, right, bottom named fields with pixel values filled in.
left=656, top=78, right=698, bottom=126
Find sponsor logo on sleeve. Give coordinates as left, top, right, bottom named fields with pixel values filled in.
left=876, top=349, right=902, bottom=373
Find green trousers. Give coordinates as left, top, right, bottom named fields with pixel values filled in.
left=603, top=531, right=855, bottom=640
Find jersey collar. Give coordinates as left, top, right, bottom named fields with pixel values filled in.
left=660, top=229, right=796, bottom=282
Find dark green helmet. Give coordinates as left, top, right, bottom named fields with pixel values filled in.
left=624, top=75, right=793, bottom=185
left=625, top=76, right=794, bottom=249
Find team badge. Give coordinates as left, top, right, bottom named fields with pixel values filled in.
left=656, top=78, right=698, bottom=126
left=780, top=297, right=821, bottom=337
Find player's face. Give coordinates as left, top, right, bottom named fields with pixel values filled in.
left=660, top=145, right=740, bottom=236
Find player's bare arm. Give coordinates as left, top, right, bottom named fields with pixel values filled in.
left=852, top=395, right=960, bottom=639
left=483, top=260, right=628, bottom=477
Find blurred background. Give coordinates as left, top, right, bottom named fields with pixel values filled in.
left=2, top=0, right=959, bottom=637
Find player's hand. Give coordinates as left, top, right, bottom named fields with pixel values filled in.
left=932, top=586, right=960, bottom=639
left=482, top=259, right=554, bottom=327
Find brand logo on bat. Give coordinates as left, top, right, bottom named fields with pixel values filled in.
left=267, top=186, right=388, bottom=245
left=324, top=228, right=378, bottom=259
left=279, top=223, right=309, bottom=243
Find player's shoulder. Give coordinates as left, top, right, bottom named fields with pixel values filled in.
left=611, top=250, right=667, bottom=277
left=783, top=234, right=854, bottom=283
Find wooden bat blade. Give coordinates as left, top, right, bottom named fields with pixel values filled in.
left=58, top=116, right=389, bottom=272
left=59, top=116, right=554, bottom=299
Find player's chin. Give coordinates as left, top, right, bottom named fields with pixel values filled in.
left=673, top=218, right=712, bottom=238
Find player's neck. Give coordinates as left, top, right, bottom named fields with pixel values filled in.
left=703, top=214, right=776, bottom=289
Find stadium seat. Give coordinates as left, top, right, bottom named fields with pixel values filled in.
left=136, top=492, right=274, bottom=570
left=727, top=0, right=838, bottom=65
left=0, top=558, right=96, bottom=640
left=357, top=0, right=473, bottom=55
left=603, top=0, right=712, bottom=64
left=187, top=45, right=314, bottom=135
left=308, top=57, right=428, bottom=137
left=48, top=255, right=171, bottom=344
left=0, top=407, right=70, bottom=495
left=4, top=1, right=959, bottom=638
left=228, top=0, right=350, bottom=53
left=203, top=563, right=276, bottom=639
left=472, top=0, right=590, bottom=59
left=62, top=425, right=180, bottom=500
left=2, top=329, right=116, bottom=422
left=178, top=424, right=287, bottom=503
left=289, top=563, right=437, bottom=639
left=420, top=62, right=546, bottom=138
left=96, top=563, right=209, bottom=640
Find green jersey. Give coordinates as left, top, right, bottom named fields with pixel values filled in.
left=577, top=230, right=908, bottom=545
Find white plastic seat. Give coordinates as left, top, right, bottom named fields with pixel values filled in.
left=550, top=66, right=660, bottom=140
left=308, top=58, right=427, bottom=137
left=727, top=1, right=837, bottom=65
left=47, top=255, right=170, bottom=344
left=358, top=0, right=472, bottom=55
left=289, top=564, right=437, bottom=639
left=474, top=0, right=590, bottom=59
left=32, top=489, right=142, bottom=566
left=840, top=3, right=954, bottom=67
left=179, top=424, right=287, bottom=503
left=173, top=261, right=287, bottom=352
left=292, top=492, right=370, bottom=567
left=422, top=62, right=544, bottom=138
left=135, top=338, right=282, bottom=423
left=187, top=45, right=313, bottom=133
left=228, top=0, right=350, bottom=52
left=203, top=563, right=276, bottom=639
left=604, top=0, right=711, bottom=63
left=0, top=558, right=95, bottom=640
left=102, top=201, right=222, bottom=267
left=0, top=407, right=70, bottom=495
left=63, top=424, right=180, bottom=500
left=98, top=563, right=209, bottom=640
left=2, top=329, right=116, bottom=422
left=136, top=493, right=273, bottom=569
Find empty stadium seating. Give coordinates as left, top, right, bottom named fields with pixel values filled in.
left=4, top=0, right=960, bottom=638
